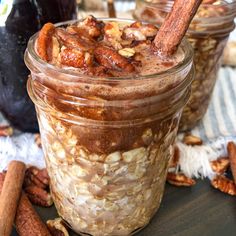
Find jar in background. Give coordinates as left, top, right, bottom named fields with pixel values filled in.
left=25, top=19, right=194, bottom=236
left=134, top=0, right=236, bottom=131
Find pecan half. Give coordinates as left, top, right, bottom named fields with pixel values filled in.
left=0, top=125, right=13, bottom=137
left=183, top=134, right=203, bottom=146
left=123, top=22, right=158, bottom=41
left=211, top=175, right=236, bottom=196
left=227, top=141, right=236, bottom=184
left=77, top=15, right=104, bottom=38
left=47, top=218, right=69, bottom=236
left=118, top=48, right=135, bottom=58
left=24, top=167, right=49, bottom=189
left=94, top=45, right=135, bottom=72
left=25, top=186, right=53, bottom=207
left=210, top=157, right=230, bottom=174
left=60, top=48, right=92, bottom=68
left=167, top=173, right=196, bottom=187
left=55, top=28, right=94, bottom=51
left=37, top=23, right=55, bottom=61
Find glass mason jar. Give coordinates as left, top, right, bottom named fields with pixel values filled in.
left=25, top=19, right=193, bottom=236
left=134, top=0, right=236, bottom=131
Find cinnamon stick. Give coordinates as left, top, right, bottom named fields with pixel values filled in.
left=154, top=0, right=203, bottom=56
left=0, top=173, right=51, bottom=236
left=0, top=161, right=26, bottom=236
left=227, top=141, right=236, bottom=184
left=107, top=0, right=116, bottom=18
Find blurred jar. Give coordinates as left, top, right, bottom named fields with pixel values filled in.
left=134, top=0, right=236, bottom=131
left=0, top=0, right=77, bottom=132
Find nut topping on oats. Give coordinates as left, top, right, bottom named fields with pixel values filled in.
left=36, top=16, right=184, bottom=77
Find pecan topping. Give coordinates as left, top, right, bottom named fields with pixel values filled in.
left=25, top=185, right=53, bottom=207
left=24, top=166, right=49, bottom=189
left=210, top=157, right=229, bottom=174
left=118, top=48, right=136, bottom=58
left=76, top=15, right=104, bottom=38
left=47, top=218, right=69, bottom=236
left=167, top=173, right=196, bottom=187
left=37, top=23, right=55, bottom=61
left=55, top=28, right=94, bottom=51
left=211, top=175, right=236, bottom=196
left=60, top=48, right=92, bottom=68
left=94, top=46, right=135, bottom=72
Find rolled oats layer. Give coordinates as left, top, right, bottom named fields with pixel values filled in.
left=38, top=111, right=179, bottom=236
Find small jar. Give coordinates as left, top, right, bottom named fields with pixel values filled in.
left=25, top=19, right=193, bottom=236
left=134, top=0, right=236, bottom=131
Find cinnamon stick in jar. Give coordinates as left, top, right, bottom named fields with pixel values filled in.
left=0, top=172, right=51, bottom=236
left=0, top=161, right=26, bottom=236
left=153, top=0, right=203, bottom=56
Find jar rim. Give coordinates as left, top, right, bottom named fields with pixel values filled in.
left=25, top=18, right=193, bottom=84
left=138, top=0, right=236, bottom=22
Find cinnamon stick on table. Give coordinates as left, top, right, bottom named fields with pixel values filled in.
left=0, top=173, right=52, bottom=236
left=154, top=0, right=203, bottom=56
left=0, top=161, right=26, bottom=236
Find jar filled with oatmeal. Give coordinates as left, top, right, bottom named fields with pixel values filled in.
left=25, top=17, right=194, bottom=236
left=134, top=0, right=236, bottom=131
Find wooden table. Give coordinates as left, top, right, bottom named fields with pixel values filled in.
left=12, top=180, right=236, bottom=236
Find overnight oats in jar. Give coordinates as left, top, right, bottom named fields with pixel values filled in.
left=25, top=16, right=194, bottom=235
left=134, top=0, right=236, bottom=131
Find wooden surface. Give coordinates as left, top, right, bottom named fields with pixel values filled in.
left=11, top=180, right=236, bottom=236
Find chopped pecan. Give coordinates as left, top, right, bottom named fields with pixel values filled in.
left=55, top=28, right=94, bottom=51
left=123, top=22, right=158, bottom=41
left=103, top=22, right=123, bottom=50
left=60, top=47, right=92, bottom=68
left=211, top=175, right=236, bottom=196
left=118, top=48, right=135, bottom=58
left=183, top=134, right=203, bottom=146
left=37, top=22, right=55, bottom=61
left=47, top=218, right=69, bottom=236
left=94, top=45, right=135, bottom=72
left=169, top=146, right=180, bottom=168
left=167, top=173, right=196, bottom=187
left=210, top=157, right=230, bottom=174
left=25, top=186, right=53, bottom=207
left=227, top=141, right=236, bottom=184
left=34, top=134, right=42, bottom=148
left=77, top=15, right=104, bottom=38
left=132, top=40, right=152, bottom=54
left=0, top=125, right=13, bottom=137
left=24, top=167, right=50, bottom=189
left=104, top=22, right=122, bottom=41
